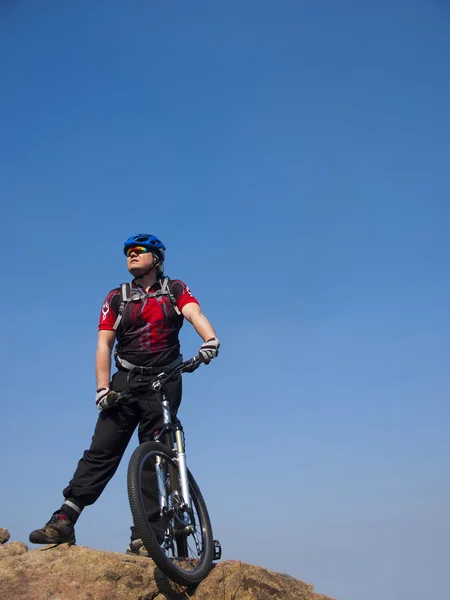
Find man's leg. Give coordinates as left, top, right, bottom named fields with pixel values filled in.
left=63, top=401, right=139, bottom=508
left=29, top=390, right=139, bottom=544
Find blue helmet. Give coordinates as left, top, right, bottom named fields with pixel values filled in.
left=123, top=233, right=166, bottom=261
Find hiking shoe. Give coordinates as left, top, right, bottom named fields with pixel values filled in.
left=126, top=538, right=150, bottom=557
left=29, top=513, right=76, bottom=545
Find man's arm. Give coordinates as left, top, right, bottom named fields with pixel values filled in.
left=182, top=302, right=220, bottom=363
left=96, top=329, right=116, bottom=389
left=181, top=302, right=216, bottom=341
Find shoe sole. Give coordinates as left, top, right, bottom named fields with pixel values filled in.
left=125, top=549, right=149, bottom=557
left=29, top=534, right=76, bottom=545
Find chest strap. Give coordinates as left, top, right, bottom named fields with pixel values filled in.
left=113, top=277, right=181, bottom=331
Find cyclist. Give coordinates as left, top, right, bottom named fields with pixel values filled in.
left=29, top=233, right=220, bottom=555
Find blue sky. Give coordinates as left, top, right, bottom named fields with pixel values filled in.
left=1, top=2, right=449, bottom=599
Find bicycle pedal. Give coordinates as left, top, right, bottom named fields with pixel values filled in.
left=213, top=539, right=222, bottom=561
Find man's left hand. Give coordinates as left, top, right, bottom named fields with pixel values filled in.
left=199, top=337, right=220, bottom=364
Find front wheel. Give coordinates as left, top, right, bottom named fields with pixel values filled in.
left=127, top=441, right=214, bottom=586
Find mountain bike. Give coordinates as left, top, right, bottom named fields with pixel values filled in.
left=115, top=356, right=221, bottom=586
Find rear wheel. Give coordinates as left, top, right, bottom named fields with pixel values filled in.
left=127, top=441, right=214, bottom=586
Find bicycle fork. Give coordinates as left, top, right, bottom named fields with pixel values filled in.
left=155, top=399, right=191, bottom=515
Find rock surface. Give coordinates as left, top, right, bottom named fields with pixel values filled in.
left=0, top=528, right=335, bottom=600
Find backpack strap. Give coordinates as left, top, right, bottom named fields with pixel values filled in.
left=160, top=277, right=181, bottom=315
left=113, top=283, right=132, bottom=330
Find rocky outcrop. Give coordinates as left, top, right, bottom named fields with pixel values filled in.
left=0, top=528, right=10, bottom=544
left=0, top=528, right=335, bottom=600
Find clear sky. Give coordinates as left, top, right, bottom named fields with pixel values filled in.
left=1, top=2, right=449, bottom=599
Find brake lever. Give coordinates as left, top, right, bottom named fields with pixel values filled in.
left=113, top=391, right=129, bottom=403
left=183, top=356, right=202, bottom=373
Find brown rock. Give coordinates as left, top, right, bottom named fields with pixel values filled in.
left=0, top=541, right=28, bottom=558
left=194, top=560, right=332, bottom=600
left=0, top=543, right=336, bottom=600
left=0, top=544, right=163, bottom=600
left=0, top=528, right=10, bottom=544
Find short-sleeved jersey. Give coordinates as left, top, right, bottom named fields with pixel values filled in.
left=99, top=278, right=199, bottom=367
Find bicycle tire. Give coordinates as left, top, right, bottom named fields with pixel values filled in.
left=127, top=441, right=214, bottom=586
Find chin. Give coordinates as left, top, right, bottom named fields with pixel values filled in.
left=128, top=266, right=145, bottom=277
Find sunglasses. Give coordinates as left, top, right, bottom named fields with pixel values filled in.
left=125, top=246, right=151, bottom=257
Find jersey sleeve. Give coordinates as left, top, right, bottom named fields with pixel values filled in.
left=172, top=280, right=200, bottom=312
left=98, top=289, right=120, bottom=331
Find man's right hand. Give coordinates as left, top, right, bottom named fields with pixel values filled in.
left=95, top=388, right=118, bottom=411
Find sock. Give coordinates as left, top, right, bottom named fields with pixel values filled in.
left=59, top=500, right=83, bottom=524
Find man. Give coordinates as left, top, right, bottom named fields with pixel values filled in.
left=29, top=233, right=220, bottom=554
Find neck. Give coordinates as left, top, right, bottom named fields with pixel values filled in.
left=134, top=271, right=158, bottom=290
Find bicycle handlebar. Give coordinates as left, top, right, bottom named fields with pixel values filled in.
left=111, top=355, right=204, bottom=404
left=151, top=355, right=203, bottom=391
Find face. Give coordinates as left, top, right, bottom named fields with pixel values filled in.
left=126, top=247, right=156, bottom=277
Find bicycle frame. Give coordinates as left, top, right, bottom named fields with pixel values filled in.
left=124, top=356, right=222, bottom=574
left=145, top=357, right=203, bottom=544
left=115, top=356, right=204, bottom=551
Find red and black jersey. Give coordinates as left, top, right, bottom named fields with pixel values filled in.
left=99, top=279, right=199, bottom=367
